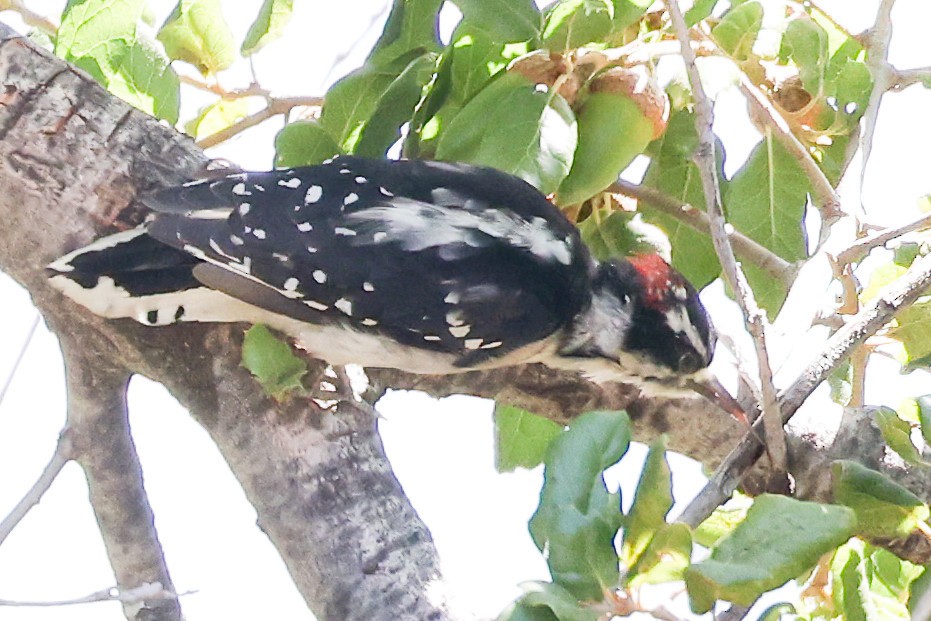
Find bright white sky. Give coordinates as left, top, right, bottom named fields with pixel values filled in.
left=0, top=1, right=930, bottom=620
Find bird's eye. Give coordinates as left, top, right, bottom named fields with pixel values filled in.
left=677, top=350, right=703, bottom=374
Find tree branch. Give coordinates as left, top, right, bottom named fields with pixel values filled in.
left=195, top=96, right=322, bottom=149
left=666, top=0, right=787, bottom=476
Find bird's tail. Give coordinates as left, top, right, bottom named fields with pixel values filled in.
left=47, top=226, right=227, bottom=326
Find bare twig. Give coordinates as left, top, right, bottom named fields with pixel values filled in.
left=3, top=0, right=57, bottom=37
left=679, top=250, right=931, bottom=527
left=610, top=180, right=794, bottom=284
left=0, top=427, right=72, bottom=546
left=666, top=0, right=787, bottom=474
left=178, top=74, right=270, bottom=100
left=195, top=95, right=323, bottom=149
left=892, top=66, right=931, bottom=91
left=0, top=312, right=38, bottom=408
left=859, top=0, right=898, bottom=210
left=0, top=582, right=185, bottom=607
left=836, top=211, right=931, bottom=266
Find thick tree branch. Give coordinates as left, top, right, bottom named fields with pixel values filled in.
left=57, top=336, right=181, bottom=621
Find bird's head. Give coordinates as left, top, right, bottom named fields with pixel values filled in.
left=559, top=253, right=745, bottom=421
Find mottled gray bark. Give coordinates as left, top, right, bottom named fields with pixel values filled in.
left=0, top=17, right=929, bottom=621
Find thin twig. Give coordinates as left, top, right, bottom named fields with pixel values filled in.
left=859, top=0, right=898, bottom=212
left=195, top=96, right=323, bottom=149
left=178, top=74, right=270, bottom=100
left=0, top=427, right=72, bottom=546
left=0, top=313, right=38, bottom=409
left=678, top=250, right=931, bottom=527
left=666, top=0, right=787, bottom=473
left=0, top=582, right=187, bottom=607
left=836, top=211, right=931, bottom=266
left=892, top=66, right=931, bottom=91
left=611, top=180, right=794, bottom=285
left=4, top=0, right=57, bottom=37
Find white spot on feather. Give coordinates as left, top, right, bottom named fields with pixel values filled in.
left=283, top=277, right=299, bottom=291
left=362, top=282, right=374, bottom=292
left=297, top=222, right=313, bottom=232
left=232, top=182, right=250, bottom=196
left=449, top=325, right=470, bottom=338
left=464, top=338, right=483, bottom=350
left=335, top=298, right=353, bottom=316
left=305, top=300, right=328, bottom=311
left=279, top=178, right=302, bottom=188
left=334, top=227, right=357, bottom=237
left=343, top=192, right=359, bottom=206
left=305, top=185, right=323, bottom=203
left=313, top=270, right=327, bottom=284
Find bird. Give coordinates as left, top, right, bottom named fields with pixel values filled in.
left=47, top=155, right=743, bottom=419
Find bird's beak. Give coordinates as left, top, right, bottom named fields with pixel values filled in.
left=684, top=377, right=749, bottom=426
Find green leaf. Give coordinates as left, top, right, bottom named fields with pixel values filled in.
left=494, top=404, right=563, bottom=473
left=184, top=98, right=250, bottom=140
left=320, top=66, right=399, bottom=151
left=888, top=299, right=931, bottom=371
left=529, top=410, right=630, bottom=600
left=542, top=0, right=614, bottom=50
left=620, top=435, right=672, bottom=569
left=56, top=0, right=144, bottom=59
left=780, top=16, right=829, bottom=95
left=355, top=53, right=438, bottom=157
left=241, top=324, right=308, bottom=401
left=436, top=72, right=577, bottom=195
left=917, top=395, right=931, bottom=446
left=451, top=0, right=542, bottom=43
left=367, top=0, right=443, bottom=69
left=498, top=582, right=600, bottom=621
left=723, top=131, right=810, bottom=315
left=685, top=495, right=856, bottom=613
left=241, top=0, right=293, bottom=56
left=71, top=38, right=181, bottom=123
left=157, top=0, right=235, bottom=75
left=578, top=210, right=671, bottom=262
left=640, top=110, right=721, bottom=289
left=712, top=1, right=763, bottom=61
left=832, top=460, right=930, bottom=539
left=831, top=540, right=922, bottom=621
left=757, top=603, right=798, bottom=621
left=827, top=357, right=853, bottom=406
left=684, top=0, right=718, bottom=27
left=875, top=407, right=922, bottom=466
left=610, top=0, right=653, bottom=33
left=274, top=120, right=342, bottom=168
left=693, top=495, right=752, bottom=548
left=627, top=522, right=692, bottom=586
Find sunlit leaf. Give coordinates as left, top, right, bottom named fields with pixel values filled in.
left=497, top=582, right=600, bottom=621
left=274, top=120, right=341, bottom=168
left=620, top=435, right=672, bottom=569
left=241, top=324, right=308, bottom=401
left=542, top=0, right=614, bottom=50
left=712, top=1, right=763, bottom=61
left=832, top=460, right=930, bottom=539
left=451, top=0, right=542, bottom=43
left=241, top=0, right=294, bottom=56
left=874, top=407, right=922, bottom=465
left=627, top=522, right=692, bottom=586
left=579, top=210, right=671, bottom=262
left=367, top=0, right=443, bottom=69
left=184, top=98, right=250, bottom=140
left=494, top=404, right=563, bottom=473
left=157, top=0, right=235, bottom=75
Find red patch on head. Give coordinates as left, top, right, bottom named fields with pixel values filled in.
left=627, top=254, right=680, bottom=310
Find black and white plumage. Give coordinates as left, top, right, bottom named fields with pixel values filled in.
left=48, top=156, right=740, bottom=415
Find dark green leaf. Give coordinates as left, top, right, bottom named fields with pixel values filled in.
left=498, top=582, right=600, bottom=621
left=640, top=110, right=721, bottom=289
left=367, top=0, right=443, bottom=69
left=436, top=72, right=577, bottom=195
left=875, top=407, right=922, bottom=465
left=241, top=324, right=308, bottom=401
left=832, top=460, right=930, bottom=539
left=241, top=0, right=294, bottom=56
left=320, top=67, right=399, bottom=151
left=494, top=404, right=563, bottom=473
left=627, top=522, right=692, bottom=586
left=724, top=133, right=810, bottom=315
left=529, top=410, right=630, bottom=600
left=621, top=435, right=672, bottom=568
left=542, top=0, right=614, bottom=50
left=578, top=210, right=670, bottom=262
left=685, top=495, right=856, bottom=613
left=452, top=0, right=542, bottom=43
left=712, top=1, right=763, bottom=61
left=355, top=53, right=438, bottom=157
left=157, top=0, right=235, bottom=74
left=274, top=120, right=342, bottom=168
